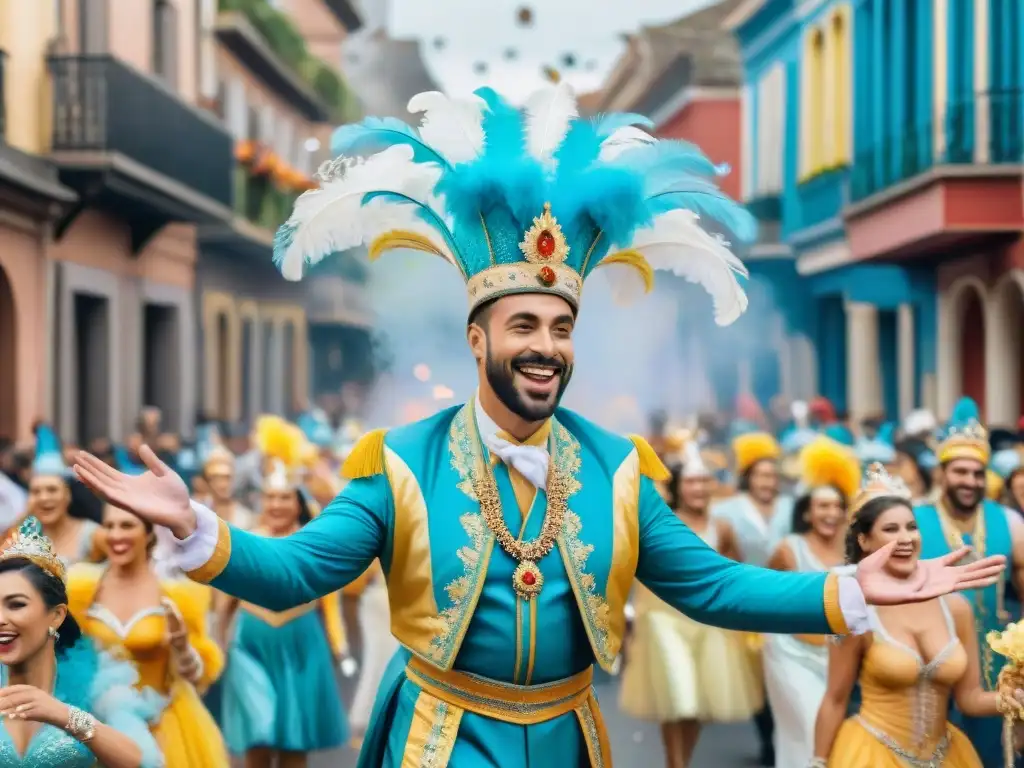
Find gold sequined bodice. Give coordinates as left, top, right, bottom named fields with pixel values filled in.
left=857, top=599, right=967, bottom=761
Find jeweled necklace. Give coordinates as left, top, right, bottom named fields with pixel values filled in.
left=473, top=428, right=567, bottom=602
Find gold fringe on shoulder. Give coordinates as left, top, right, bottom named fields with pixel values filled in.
left=340, top=428, right=388, bottom=479
left=628, top=435, right=671, bottom=482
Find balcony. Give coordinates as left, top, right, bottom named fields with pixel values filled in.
left=323, top=0, right=363, bottom=31
left=845, top=90, right=1024, bottom=261
left=785, top=167, right=848, bottom=239
left=216, top=0, right=359, bottom=122
left=198, top=159, right=300, bottom=259
left=49, top=55, right=233, bottom=251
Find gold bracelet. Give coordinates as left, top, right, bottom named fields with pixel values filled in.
left=66, top=705, right=97, bottom=743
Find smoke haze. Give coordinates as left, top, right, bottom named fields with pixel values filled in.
left=361, top=248, right=742, bottom=431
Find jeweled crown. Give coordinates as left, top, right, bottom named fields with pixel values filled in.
left=937, top=419, right=990, bottom=465
left=0, top=517, right=66, bottom=583
left=848, top=462, right=912, bottom=521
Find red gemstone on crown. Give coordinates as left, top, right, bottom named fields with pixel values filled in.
left=521, top=570, right=536, bottom=586
left=538, top=266, right=556, bottom=286
left=536, top=231, right=556, bottom=258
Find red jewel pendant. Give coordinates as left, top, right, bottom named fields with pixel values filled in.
left=536, top=230, right=556, bottom=258
left=512, top=560, right=544, bottom=601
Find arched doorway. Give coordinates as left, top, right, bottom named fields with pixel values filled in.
left=0, top=267, right=16, bottom=438
left=958, top=285, right=987, bottom=414
left=989, top=274, right=1024, bottom=421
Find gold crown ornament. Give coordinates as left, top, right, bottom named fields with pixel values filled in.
left=938, top=420, right=990, bottom=466
left=0, top=517, right=66, bottom=583
left=848, top=462, right=912, bottom=522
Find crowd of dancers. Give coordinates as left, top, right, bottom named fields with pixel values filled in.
left=623, top=394, right=1024, bottom=768
left=0, top=409, right=396, bottom=767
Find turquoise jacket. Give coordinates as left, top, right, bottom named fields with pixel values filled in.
left=189, top=402, right=849, bottom=767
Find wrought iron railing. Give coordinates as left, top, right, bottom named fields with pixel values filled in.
left=851, top=90, right=1023, bottom=202
left=49, top=55, right=233, bottom=207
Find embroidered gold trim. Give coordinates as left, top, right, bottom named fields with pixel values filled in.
left=186, top=517, right=232, bottom=584
left=239, top=601, right=317, bottom=627
left=426, top=405, right=495, bottom=667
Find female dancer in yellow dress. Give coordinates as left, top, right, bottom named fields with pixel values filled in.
left=620, top=440, right=762, bottom=768
left=67, top=504, right=229, bottom=766
left=812, top=464, right=1020, bottom=767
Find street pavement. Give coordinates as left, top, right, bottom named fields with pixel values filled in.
left=306, top=670, right=763, bottom=767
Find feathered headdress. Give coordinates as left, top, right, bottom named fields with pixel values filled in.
left=254, top=416, right=307, bottom=491
left=732, top=432, right=781, bottom=474
left=938, top=397, right=989, bottom=466
left=32, top=424, right=67, bottom=478
left=273, top=84, right=753, bottom=323
left=855, top=422, right=896, bottom=466
left=800, top=437, right=861, bottom=502
left=1, top=517, right=65, bottom=583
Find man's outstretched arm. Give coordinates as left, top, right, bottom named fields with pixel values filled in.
left=635, top=477, right=868, bottom=635
left=174, top=475, right=390, bottom=610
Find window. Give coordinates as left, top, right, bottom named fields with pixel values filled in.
left=247, top=104, right=261, bottom=141
left=802, top=28, right=826, bottom=176
left=755, top=65, right=785, bottom=195
left=197, top=0, right=219, bottom=100
left=741, top=84, right=753, bottom=200
left=153, top=0, right=178, bottom=89
left=78, top=0, right=109, bottom=54
left=831, top=9, right=852, bottom=165
left=226, top=77, right=247, bottom=138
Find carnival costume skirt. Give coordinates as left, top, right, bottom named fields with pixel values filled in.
left=763, top=633, right=828, bottom=767
left=828, top=718, right=981, bottom=767
left=619, top=605, right=763, bottom=722
left=222, top=608, right=348, bottom=752
left=154, top=677, right=231, bottom=767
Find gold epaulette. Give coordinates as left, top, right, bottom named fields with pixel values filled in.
left=627, top=435, right=671, bottom=482
left=340, top=428, right=388, bottom=479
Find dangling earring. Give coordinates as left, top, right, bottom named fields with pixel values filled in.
left=48, top=626, right=59, bottom=641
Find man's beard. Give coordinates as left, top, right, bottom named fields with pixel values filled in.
left=945, top=484, right=983, bottom=513
left=484, top=346, right=572, bottom=422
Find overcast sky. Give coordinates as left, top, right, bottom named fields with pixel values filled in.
left=385, top=0, right=722, bottom=103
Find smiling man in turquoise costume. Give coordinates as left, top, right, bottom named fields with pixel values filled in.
left=72, top=84, right=1006, bottom=768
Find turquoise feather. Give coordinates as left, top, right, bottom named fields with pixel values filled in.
left=331, top=117, right=444, bottom=166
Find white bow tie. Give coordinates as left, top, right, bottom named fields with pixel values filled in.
left=484, top=435, right=550, bottom=490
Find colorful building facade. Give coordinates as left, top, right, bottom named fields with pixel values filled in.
left=727, top=0, right=1024, bottom=424
left=195, top=0, right=374, bottom=425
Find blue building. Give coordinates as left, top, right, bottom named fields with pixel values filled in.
left=725, top=0, right=1024, bottom=426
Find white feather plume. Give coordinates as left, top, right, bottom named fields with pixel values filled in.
left=597, top=262, right=649, bottom=306
left=618, top=209, right=749, bottom=326
left=598, top=126, right=656, bottom=162
left=524, top=82, right=578, bottom=166
left=681, top=439, right=710, bottom=478
left=791, top=400, right=809, bottom=428
left=277, top=145, right=441, bottom=281
left=406, top=91, right=487, bottom=166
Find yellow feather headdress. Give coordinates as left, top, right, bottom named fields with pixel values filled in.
left=732, top=432, right=781, bottom=474
left=254, top=415, right=307, bottom=490
left=799, top=437, right=861, bottom=502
